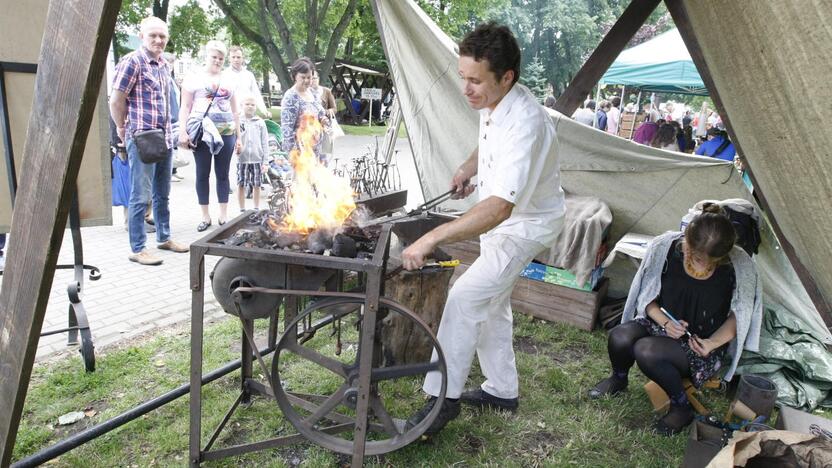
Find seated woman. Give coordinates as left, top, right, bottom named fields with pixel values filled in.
left=589, top=203, right=762, bottom=435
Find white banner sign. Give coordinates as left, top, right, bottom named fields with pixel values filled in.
left=361, top=87, right=382, bottom=100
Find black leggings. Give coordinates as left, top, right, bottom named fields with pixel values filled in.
left=608, top=321, right=690, bottom=398
left=194, top=135, right=235, bottom=205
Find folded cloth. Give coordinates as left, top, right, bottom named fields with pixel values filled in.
left=535, top=194, right=612, bottom=287
left=186, top=115, right=224, bottom=155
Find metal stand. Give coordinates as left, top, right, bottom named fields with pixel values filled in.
left=188, top=218, right=447, bottom=466
left=42, top=193, right=100, bottom=371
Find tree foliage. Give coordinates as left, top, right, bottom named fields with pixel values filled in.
left=520, top=56, right=548, bottom=103
left=211, top=0, right=360, bottom=89
left=167, top=0, right=218, bottom=58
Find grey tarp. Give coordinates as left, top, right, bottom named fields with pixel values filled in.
left=372, top=0, right=832, bottom=347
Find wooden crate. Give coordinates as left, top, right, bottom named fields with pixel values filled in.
left=442, top=239, right=608, bottom=331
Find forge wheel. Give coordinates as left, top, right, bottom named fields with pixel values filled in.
left=271, top=296, right=447, bottom=456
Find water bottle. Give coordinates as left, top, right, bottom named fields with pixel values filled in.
left=680, top=209, right=698, bottom=232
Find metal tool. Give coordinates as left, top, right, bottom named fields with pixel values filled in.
left=361, top=187, right=463, bottom=227
left=423, top=259, right=460, bottom=268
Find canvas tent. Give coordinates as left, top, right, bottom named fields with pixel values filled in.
left=371, top=0, right=832, bottom=408
left=600, top=27, right=707, bottom=95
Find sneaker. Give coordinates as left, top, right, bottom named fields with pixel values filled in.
left=172, top=173, right=184, bottom=181
left=0, top=254, right=5, bottom=272
left=460, top=388, right=519, bottom=412
left=588, top=376, right=628, bottom=399
left=128, top=250, right=163, bottom=266
left=171, top=176, right=181, bottom=182
left=145, top=223, right=156, bottom=234
left=157, top=239, right=189, bottom=253
left=405, top=396, right=460, bottom=437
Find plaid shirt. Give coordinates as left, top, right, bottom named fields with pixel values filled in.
left=112, top=47, right=174, bottom=149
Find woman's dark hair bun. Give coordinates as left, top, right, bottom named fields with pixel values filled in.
left=701, top=202, right=725, bottom=216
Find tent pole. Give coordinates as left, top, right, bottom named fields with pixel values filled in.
left=592, top=85, right=601, bottom=128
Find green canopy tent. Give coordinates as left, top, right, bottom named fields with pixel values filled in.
left=600, top=27, right=707, bottom=95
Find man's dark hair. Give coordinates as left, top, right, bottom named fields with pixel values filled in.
left=459, top=22, right=521, bottom=85
left=611, top=96, right=621, bottom=107
left=586, top=100, right=596, bottom=111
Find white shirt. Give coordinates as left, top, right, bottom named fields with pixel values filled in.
left=477, top=83, right=565, bottom=245
left=606, top=106, right=621, bottom=135
left=222, top=66, right=268, bottom=114
left=572, top=107, right=595, bottom=126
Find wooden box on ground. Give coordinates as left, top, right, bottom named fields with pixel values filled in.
left=442, top=239, right=608, bottom=331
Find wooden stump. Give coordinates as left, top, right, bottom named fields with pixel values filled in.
left=382, top=267, right=454, bottom=365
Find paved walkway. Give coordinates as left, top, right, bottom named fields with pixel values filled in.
left=27, top=135, right=419, bottom=361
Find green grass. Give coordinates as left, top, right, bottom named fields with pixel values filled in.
left=341, top=123, right=407, bottom=138
left=14, top=309, right=749, bottom=467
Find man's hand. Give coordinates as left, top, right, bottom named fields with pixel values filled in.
left=116, top=126, right=126, bottom=146
left=665, top=320, right=689, bottom=339
left=178, top=132, right=192, bottom=149
left=236, top=139, right=243, bottom=154
left=450, top=170, right=474, bottom=199
left=402, top=236, right=436, bottom=271
left=689, top=335, right=716, bottom=357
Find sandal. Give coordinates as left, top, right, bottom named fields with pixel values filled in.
left=197, top=220, right=212, bottom=232
left=218, top=219, right=226, bottom=226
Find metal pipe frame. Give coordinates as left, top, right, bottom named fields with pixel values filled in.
left=188, top=215, right=392, bottom=467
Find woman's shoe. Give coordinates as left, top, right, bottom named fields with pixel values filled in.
left=653, top=405, right=694, bottom=436
left=218, top=219, right=226, bottom=226
left=197, top=220, right=212, bottom=232
left=588, top=376, right=627, bottom=399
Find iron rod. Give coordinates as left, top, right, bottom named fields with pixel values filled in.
left=11, top=347, right=275, bottom=468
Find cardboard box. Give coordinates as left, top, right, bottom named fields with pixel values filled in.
left=520, top=262, right=603, bottom=291
left=775, top=405, right=832, bottom=436
left=681, top=420, right=726, bottom=468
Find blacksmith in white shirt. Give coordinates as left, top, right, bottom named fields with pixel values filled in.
left=402, top=22, right=565, bottom=437
left=224, top=45, right=269, bottom=117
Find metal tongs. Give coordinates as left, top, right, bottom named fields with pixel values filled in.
left=361, top=187, right=458, bottom=227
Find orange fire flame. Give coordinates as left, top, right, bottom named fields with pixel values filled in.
left=280, top=113, right=356, bottom=235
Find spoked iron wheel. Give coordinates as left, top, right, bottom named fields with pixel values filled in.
left=270, top=296, right=447, bottom=456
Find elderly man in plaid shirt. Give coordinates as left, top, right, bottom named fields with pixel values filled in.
left=109, top=16, right=188, bottom=266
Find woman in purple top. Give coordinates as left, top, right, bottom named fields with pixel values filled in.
left=280, top=58, right=329, bottom=162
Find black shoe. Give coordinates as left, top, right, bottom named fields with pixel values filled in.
left=653, top=405, right=694, bottom=436
left=588, top=376, right=628, bottom=399
left=405, top=396, right=460, bottom=437
left=460, top=388, right=518, bottom=412
left=197, top=221, right=212, bottom=232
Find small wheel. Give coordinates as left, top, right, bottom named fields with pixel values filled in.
left=271, top=296, right=447, bottom=456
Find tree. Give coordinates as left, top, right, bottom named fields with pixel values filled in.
left=167, top=0, right=218, bottom=58
left=520, top=56, right=548, bottom=103
left=211, top=0, right=360, bottom=90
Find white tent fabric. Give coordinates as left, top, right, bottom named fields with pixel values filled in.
left=371, top=0, right=832, bottom=344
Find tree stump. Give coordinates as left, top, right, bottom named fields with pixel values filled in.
left=382, top=267, right=454, bottom=365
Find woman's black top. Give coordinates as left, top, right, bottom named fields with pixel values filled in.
left=658, top=240, right=735, bottom=338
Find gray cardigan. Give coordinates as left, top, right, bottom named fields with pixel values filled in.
left=621, top=231, right=763, bottom=381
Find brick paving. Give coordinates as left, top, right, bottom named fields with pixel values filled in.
left=19, top=135, right=419, bottom=361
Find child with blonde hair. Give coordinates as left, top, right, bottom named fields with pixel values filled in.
left=236, top=94, right=269, bottom=210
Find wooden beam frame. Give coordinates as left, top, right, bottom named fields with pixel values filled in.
left=664, top=0, right=832, bottom=326
left=553, top=0, right=661, bottom=116
left=0, top=0, right=121, bottom=463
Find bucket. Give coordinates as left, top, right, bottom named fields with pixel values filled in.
left=735, top=374, right=778, bottom=420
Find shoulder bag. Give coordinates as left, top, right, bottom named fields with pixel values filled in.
left=134, top=72, right=173, bottom=164
left=190, top=80, right=219, bottom=148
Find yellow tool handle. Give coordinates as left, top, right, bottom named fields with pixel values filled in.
left=436, top=260, right=460, bottom=268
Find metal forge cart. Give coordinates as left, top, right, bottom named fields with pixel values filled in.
left=188, top=216, right=448, bottom=466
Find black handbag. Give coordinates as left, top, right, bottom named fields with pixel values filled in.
left=133, top=128, right=168, bottom=164
left=134, top=75, right=173, bottom=164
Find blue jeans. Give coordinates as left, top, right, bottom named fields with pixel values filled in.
left=127, top=140, right=172, bottom=253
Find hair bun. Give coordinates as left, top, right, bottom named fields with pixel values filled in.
left=701, top=202, right=725, bottom=215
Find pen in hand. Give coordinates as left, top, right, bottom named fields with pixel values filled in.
left=660, top=307, right=694, bottom=339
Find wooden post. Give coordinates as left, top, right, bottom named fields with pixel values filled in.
left=664, top=0, right=832, bottom=325
left=553, top=0, right=661, bottom=117
left=0, top=0, right=120, bottom=463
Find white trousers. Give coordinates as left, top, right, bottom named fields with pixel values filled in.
left=423, top=233, right=548, bottom=399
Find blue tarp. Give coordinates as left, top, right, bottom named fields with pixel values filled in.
left=600, top=28, right=708, bottom=96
